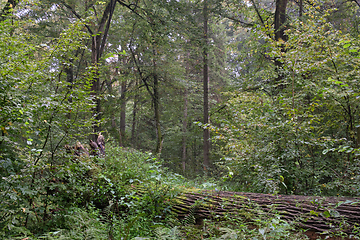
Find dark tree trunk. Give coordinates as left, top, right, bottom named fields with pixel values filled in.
left=273, top=0, right=288, bottom=92
left=119, top=79, right=127, bottom=146
left=154, top=71, right=162, bottom=155
left=182, top=88, right=188, bottom=174
left=152, top=42, right=163, bottom=155
left=182, top=52, right=190, bottom=174
left=203, top=0, right=210, bottom=171
left=65, top=59, right=74, bottom=85
left=131, top=79, right=139, bottom=148
left=274, top=0, right=288, bottom=42
left=65, top=59, right=74, bottom=120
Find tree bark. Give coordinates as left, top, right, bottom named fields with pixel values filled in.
left=119, top=78, right=127, bottom=146
left=182, top=88, right=188, bottom=174
left=274, top=0, right=288, bottom=42
left=153, top=68, right=163, bottom=155
left=151, top=37, right=163, bottom=155
left=182, top=51, right=191, bottom=174
left=169, top=189, right=360, bottom=236
left=131, top=79, right=139, bottom=148
left=203, top=0, right=210, bottom=171
left=273, top=0, right=288, bottom=92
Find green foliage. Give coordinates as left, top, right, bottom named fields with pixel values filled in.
left=176, top=214, right=308, bottom=240
left=1, top=0, right=359, bottom=239
left=212, top=3, right=360, bottom=196
left=0, top=16, right=96, bottom=238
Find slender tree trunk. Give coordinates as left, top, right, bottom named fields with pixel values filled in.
left=131, top=79, right=139, bottom=148
left=182, top=88, right=188, bottom=174
left=182, top=51, right=191, bottom=174
left=91, top=38, right=101, bottom=140
left=152, top=42, right=163, bottom=155
left=203, top=0, right=210, bottom=171
left=65, top=59, right=74, bottom=85
left=65, top=59, right=74, bottom=120
left=120, top=78, right=127, bottom=146
left=153, top=70, right=162, bottom=155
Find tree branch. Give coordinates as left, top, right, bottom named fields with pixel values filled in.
left=224, top=15, right=254, bottom=27
left=61, top=1, right=93, bottom=35
left=99, top=0, right=117, bottom=58
left=116, top=0, right=147, bottom=22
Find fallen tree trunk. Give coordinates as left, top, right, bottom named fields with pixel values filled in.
left=172, top=189, right=360, bottom=236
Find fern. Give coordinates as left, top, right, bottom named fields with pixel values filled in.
left=154, top=226, right=181, bottom=240
left=181, top=200, right=203, bottom=226
left=101, top=200, right=115, bottom=224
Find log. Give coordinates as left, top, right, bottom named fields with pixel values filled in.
left=171, top=189, right=360, bottom=236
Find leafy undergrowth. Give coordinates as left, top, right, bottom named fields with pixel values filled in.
left=154, top=219, right=309, bottom=240
left=1, top=145, right=356, bottom=240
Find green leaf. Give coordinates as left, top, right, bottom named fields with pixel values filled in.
left=310, top=210, right=319, bottom=216
left=119, top=50, right=127, bottom=55
left=343, top=43, right=351, bottom=48
left=322, top=210, right=330, bottom=218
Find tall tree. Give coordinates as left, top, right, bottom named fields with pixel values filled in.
left=62, top=0, right=117, bottom=140
left=203, top=0, right=210, bottom=170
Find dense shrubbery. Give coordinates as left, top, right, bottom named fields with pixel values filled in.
left=0, top=18, right=178, bottom=239
left=0, top=143, right=182, bottom=239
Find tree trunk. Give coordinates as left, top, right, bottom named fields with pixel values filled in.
left=168, top=189, right=360, bottom=236
left=182, top=88, right=188, bottom=174
left=152, top=44, right=163, bottom=155
left=274, top=0, right=288, bottom=42
left=131, top=79, right=139, bottom=148
left=119, top=78, right=127, bottom=146
left=154, top=72, right=162, bottom=155
left=182, top=51, right=190, bottom=175
left=273, top=0, right=288, bottom=92
left=203, top=0, right=210, bottom=171
left=65, top=59, right=74, bottom=120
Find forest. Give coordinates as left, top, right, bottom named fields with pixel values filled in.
left=0, top=0, right=360, bottom=239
